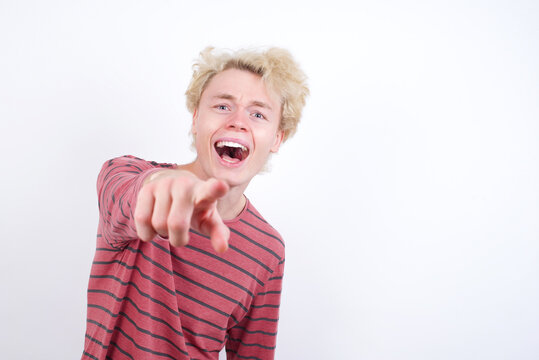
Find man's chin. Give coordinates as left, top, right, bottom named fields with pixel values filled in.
left=217, top=176, right=250, bottom=190
left=212, top=166, right=257, bottom=187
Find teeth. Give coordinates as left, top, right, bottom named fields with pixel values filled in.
left=216, top=141, right=247, bottom=152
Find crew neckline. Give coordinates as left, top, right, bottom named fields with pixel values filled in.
left=223, top=196, right=250, bottom=225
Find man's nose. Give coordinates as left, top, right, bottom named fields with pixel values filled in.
left=226, top=110, right=248, bottom=131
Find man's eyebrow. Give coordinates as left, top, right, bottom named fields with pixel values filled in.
left=251, top=100, right=273, bottom=111
left=212, top=93, right=235, bottom=101
left=212, top=93, right=273, bottom=111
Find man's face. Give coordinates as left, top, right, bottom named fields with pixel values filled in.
left=192, top=68, right=284, bottom=188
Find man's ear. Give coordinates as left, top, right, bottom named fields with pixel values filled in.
left=191, top=108, right=198, bottom=135
left=270, top=129, right=284, bottom=153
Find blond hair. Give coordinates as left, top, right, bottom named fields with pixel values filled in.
left=186, top=46, right=309, bottom=141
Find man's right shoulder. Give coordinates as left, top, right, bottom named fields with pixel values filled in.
left=99, top=155, right=176, bottom=173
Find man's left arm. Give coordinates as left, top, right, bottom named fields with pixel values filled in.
left=225, top=260, right=285, bottom=359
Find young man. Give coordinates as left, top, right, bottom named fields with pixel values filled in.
left=82, top=46, right=309, bottom=360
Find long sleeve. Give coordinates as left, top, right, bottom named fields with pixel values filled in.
left=96, top=155, right=174, bottom=249
left=85, top=160, right=286, bottom=359
left=226, top=259, right=285, bottom=360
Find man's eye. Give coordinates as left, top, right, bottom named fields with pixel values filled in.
left=216, top=105, right=229, bottom=110
left=252, top=112, right=266, bottom=120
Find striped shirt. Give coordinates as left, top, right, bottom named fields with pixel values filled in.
left=83, top=156, right=285, bottom=360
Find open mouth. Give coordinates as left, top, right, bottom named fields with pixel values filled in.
left=214, top=140, right=250, bottom=164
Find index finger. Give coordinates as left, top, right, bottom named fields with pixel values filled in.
left=200, top=211, right=230, bottom=253
left=193, top=178, right=229, bottom=210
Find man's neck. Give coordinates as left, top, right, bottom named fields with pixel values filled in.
left=217, top=187, right=247, bottom=220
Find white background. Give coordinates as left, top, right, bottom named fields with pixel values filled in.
left=1, top=0, right=538, bottom=359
